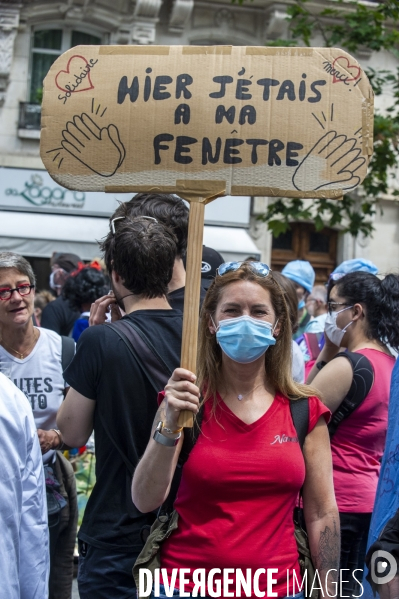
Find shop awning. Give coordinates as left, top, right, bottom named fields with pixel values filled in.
left=0, top=211, right=260, bottom=262
left=203, top=226, right=260, bottom=262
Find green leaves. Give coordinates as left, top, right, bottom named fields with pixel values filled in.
left=258, top=195, right=376, bottom=239
left=281, top=0, right=399, bottom=52
left=233, top=0, right=399, bottom=239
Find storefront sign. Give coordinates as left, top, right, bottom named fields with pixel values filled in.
left=0, top=167, right=131, bottom=216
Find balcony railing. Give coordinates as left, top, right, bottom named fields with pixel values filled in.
left=18, top=102, right=41, bottom=130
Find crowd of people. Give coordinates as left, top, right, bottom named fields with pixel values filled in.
left=2, top=192, right=399, bottom=599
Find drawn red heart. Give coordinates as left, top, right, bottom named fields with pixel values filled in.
left=332, top=56, right=361, bottom=84
left=55, top=55, right=94, bottom=93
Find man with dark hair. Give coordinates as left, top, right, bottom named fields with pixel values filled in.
left=41, top=252, right=81, bottom=335
left=57, top=218, right=182, bottom=599
left=95, top=193, right=206, bottom=317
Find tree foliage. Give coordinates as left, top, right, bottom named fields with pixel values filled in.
left=234, top=0, right=399, bottom=237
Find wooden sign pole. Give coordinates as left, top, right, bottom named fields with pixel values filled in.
left=39, top=45, right=374, bottom=427
left=177, top=200, right=205, bottom=428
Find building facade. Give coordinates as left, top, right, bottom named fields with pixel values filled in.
left=1, top=0, right=398, bottom=284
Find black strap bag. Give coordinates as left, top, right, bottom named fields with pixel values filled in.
left=101, top=319, right=174, bottom=521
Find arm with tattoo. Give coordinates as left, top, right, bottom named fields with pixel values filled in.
left=309, top=517, right=340, bottom=596
left=316, top=519, right=340, bottom=572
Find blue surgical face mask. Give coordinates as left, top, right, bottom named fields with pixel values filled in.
left=213, top=315, right=277, bottom=364
left=298, top=299, right=305, bottom=310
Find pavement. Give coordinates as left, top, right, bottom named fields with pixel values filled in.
left=72, top=578, right=80, bottom=598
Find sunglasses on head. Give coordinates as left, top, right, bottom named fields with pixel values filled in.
left=110, top=215, right=158, bottom=235
left=216, top=261, right=271, bottom=278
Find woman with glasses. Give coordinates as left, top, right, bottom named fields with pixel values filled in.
left=132, top=261, right=338, bottom=599
left=0, top=251, right=78, bottom=599
left=307, top=271, right=399, bottom=597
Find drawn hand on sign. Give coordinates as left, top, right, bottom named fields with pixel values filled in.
left=292, top=131, right=365, bottom=192
left=60, top=113, right=125, bottom=177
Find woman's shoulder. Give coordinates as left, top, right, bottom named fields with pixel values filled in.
left=355, top=347, right=395, bottom=364
left=304, top=396, right=331, bottom=434
left=275, top=392, right=331, bottom=434
left=37, top=326, right=62, bottom=346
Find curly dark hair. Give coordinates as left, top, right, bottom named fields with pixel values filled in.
left=62, top=267, right=108, bottom=311
left=330, top=271, right=399, bottom=351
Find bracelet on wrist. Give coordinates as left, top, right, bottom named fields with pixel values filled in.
left=51, top=428, right=64, bottom=450
left=153, top=421, right=181, bottom=447
left=162, top=422, right=183, bottom=434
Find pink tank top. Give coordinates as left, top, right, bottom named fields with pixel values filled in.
left=331, top=348, right=395, bottom=513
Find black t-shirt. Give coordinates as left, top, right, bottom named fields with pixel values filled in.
left=41, top=295, right=80, bottom=336
left=64, top=309, right=183, bottom=551
left=168, top=285, right=207, bottom=312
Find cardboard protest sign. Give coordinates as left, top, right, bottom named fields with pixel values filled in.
left=41, top=45, right=373, bottom=200
left=40, top=45, right=373, bottom=426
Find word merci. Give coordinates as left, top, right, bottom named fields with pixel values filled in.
left=139, top=568, right=364, bottom=598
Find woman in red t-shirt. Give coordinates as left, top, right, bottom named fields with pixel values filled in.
left=133, top=262, right=338, bottom=599
left=307, top=271, right=399, bottom=597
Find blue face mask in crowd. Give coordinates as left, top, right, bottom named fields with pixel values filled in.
left=298, top=299, right=305, bottom=310
left=213, top=315, right=278, bottom=364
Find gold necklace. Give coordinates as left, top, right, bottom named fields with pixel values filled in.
left=1, top=329, right=39, bottom=359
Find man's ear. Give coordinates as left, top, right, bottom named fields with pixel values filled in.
left=111, top=270, right=121, bottom=285
left=58, top=270, right=69, bottom=286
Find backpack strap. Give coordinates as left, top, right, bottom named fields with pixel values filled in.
left=106, top=319, right=172, bottom=395
left=61, top=335, right=75, bottom=374
left=289, top=397, right=309, bottom=451
left=100, top=319, right=174, bottom=475
left=303, top=333, right=322, bottom=362
left=328, top=350, right=374, bottom=439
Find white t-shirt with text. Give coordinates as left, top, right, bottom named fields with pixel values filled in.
left=0, top=327, right=68, bottom=462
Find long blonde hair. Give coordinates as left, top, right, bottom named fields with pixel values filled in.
left=197, top=263, right=320, bottom=406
